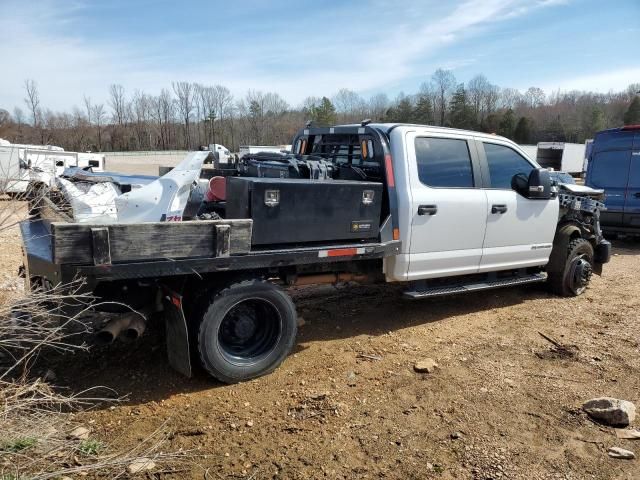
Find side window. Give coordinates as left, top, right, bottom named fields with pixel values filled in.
left=483, top=143, right=534, bottom=189
left=415, top=137, right=474, bottom=188
left=590, top=151, right=631, bottom=188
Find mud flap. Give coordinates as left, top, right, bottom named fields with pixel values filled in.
left=593, top=239, right=611, bottom=276
left=161, top=288, right=192, bottom=377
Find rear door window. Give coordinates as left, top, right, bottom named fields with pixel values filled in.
left=414, top=137, right=474, bottom=188
left=589, top=151, right=631, bottom=189
left=483, top=143, right=534, bottom=189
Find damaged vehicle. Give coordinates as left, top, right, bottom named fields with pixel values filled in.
left=54, top=151, right=211, bottom=223
left=20, top=123, right=610, bottom=383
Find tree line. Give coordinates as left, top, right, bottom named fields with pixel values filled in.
left=1, top=69, right=639, bottom=152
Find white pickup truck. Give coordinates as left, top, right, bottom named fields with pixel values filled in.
left=21, top=123, right=610, bottom=383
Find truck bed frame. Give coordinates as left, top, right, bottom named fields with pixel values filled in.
left=21, top=216, right=400, bottom=291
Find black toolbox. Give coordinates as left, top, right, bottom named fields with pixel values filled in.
left=226, top=177, right=383, bottom=245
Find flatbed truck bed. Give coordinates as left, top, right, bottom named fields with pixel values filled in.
left=21, top=218, right=400, bottom=289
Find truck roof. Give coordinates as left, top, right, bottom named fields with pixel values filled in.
left=595, top=125, right=640, bottom=136
left=336, top=123, right=511, bottom=142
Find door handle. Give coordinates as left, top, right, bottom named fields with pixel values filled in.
left=491, top=204, right=508, bottom=214
left=418, top=205, right=438, bottom=216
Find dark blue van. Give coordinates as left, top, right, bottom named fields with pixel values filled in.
left=585, top=126, right=640, bottom=234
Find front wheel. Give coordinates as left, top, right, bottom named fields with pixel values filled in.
left=197, top=280, right=297, bottom=383
left=547, top=238, right=594, bottom=297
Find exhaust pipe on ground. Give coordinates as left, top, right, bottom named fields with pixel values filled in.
left=95, top=314, right=135, bottom=345
left=95, top=310, right=149, bottom=345
left=121, top=313, right=147, bottom=342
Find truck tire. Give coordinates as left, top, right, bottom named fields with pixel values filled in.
left=547, top=238, right=594, bottom=297
left=197, top=280, right=297, bottom=383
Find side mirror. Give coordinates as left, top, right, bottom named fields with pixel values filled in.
left=526, top=168, right=551, bottom=199
left=511, top=172, right=528, bottom=194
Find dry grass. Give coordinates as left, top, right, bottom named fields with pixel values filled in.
left=0, top=191, right=195, bottom=479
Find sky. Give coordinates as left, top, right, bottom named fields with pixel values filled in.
left=1, top=0, right=639, bottom=113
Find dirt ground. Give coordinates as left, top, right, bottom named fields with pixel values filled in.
left=1, top=200, right=639, bottom=479
left=103, top=154, right=187, bottom=176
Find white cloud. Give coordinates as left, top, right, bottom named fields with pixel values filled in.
left=538, top=67, right=640, bottom=95
left=0, top=0, right=574, bottom=111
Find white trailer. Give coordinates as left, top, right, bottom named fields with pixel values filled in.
left=207, top=144, right=233, bottom=164
left=0, top=139, right=105, bottom=194
left=535, top=142, right=586, bottom=175
left=77, top=152, right=106, bottom=171
left=0, top=146, right=26, bottom=194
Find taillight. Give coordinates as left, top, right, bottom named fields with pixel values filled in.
left=622, top=124, right=640, bottom=130
left=384, top=153, right=395, bottom=188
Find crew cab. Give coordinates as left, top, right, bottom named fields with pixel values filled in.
left=20, top=123, right=610, bottom=383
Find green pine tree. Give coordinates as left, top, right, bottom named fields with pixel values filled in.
left=582, top=106, right=605, bottom=138
left=448, top=84, right=476, bottom=130
left=309, top=97, right=336, bottom=125
left=498, top=109, right=516, bottom=139
left=624, top=96, right=640, bottom=125
left=543, top=116, right=566, bottom=142
left=413, top=95, right=434, bottom=124
left=386, top=98, right=413, bottom=122
left=514, top=117, right=532, bottom=144
left=481, top=113, right=501, bottom=134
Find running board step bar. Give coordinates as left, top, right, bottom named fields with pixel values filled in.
left=404, top=273, right=547, bottom=299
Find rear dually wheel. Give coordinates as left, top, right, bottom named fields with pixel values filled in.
left=197, top=280, right=297, bottom=383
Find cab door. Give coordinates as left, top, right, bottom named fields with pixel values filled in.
left=405, top=131, right=488, bottom=280
left=624, top=134, right=640, bottom=228
left=477, top=140, right=559, bottom=271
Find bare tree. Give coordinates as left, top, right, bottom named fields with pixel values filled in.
left=483, top=83, right=500, bottom=115
left=467, top=74, right=490, bottom=122
left=7, top=72, right=637, bottom=152
left=92, top=103, right=106, bottom=151
left=172, top=81, right=194, bottom=149
left=23, top=79, right=40, bottom=127
left=244, top=90, right=266, bottom=144
left=108, top=84, right=127, bottom=126
left=192, top=83, right=205, bottom=147
left=368, top=93, right=389, bottom=121
left=131, top=90, right=151, bottom=149
left=333, top=89, right=366, bottom=122
left=500, top=88, right=523, bottom=110
left=151, top=89, right=174, bottom=150
left=214, top=85, right=233, bottom=144
left=431, top=69, right=456, bottom=126
left=83, top=95, right=92, bottom=126
left=524, top=87, right=546, bottom=109
left=12, top=107, right=24, bottom=126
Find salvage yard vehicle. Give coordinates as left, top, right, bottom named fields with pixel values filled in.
left=20, top=123, right=611, bottom=383
left=585, top=125, right=640, bottom=235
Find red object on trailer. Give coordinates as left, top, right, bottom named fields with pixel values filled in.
left=205, top=176, right=226, bottom=202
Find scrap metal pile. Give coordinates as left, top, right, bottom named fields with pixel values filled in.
left=53, top=151, right=211, bottom=223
